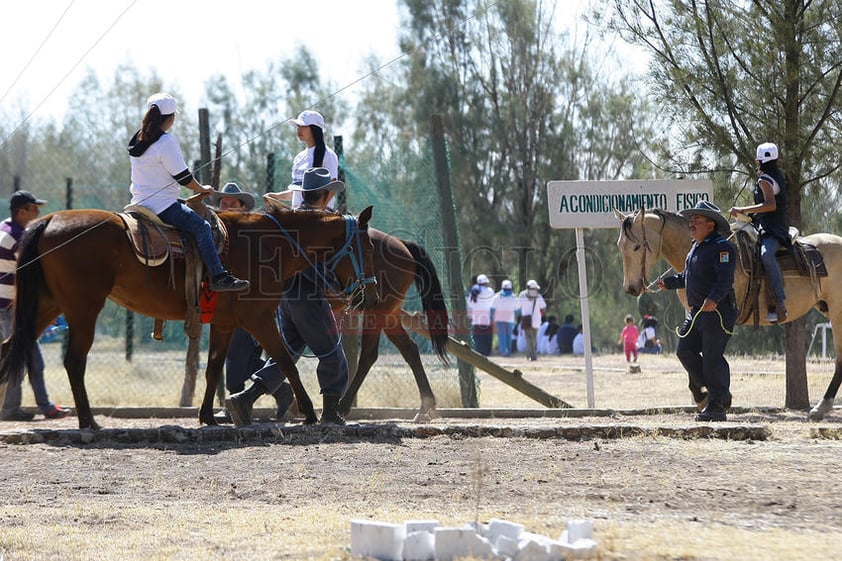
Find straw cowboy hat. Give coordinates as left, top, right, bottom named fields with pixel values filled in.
left=263, top=167, right=344, bottom=207
left=679, top=200, right=730, bottom=235
left=210, top=182, right=255, bottom=210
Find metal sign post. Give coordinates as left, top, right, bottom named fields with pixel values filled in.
left=547, top=179, right=713, bottom=408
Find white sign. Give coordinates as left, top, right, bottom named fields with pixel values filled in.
left=547, top=179, right=713, bottom=229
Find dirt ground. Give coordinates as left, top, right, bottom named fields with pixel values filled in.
left=1, top=407, right=842, bottom=561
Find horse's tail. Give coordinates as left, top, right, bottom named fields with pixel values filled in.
left=404, top=239, right=450, bottom=365
left=0, top=218, right=49, bottom=384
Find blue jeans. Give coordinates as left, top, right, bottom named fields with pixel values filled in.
left=495, top=321, right=513, bottom=356
left=471, top=324, right=493, bottom=356
left=225, top=328, right=264, bottom=394
left=0, top=308, right=55, bottom=414
left=760, top=236, right=785, bottom=302
left=251, top=274, right=348, bottom=397
left=158, top=202, right=224, bottom=278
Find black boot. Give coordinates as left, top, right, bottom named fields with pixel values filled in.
left=273, top=383, right=295, bottom=421
left=225, top=381, right=267, bottom=426
left=695, top=400, right=727, bottom=422
left=320, top=393, right=346, bottom=426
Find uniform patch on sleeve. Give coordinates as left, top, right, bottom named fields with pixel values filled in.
left=719, top=251, right=730, bottom=263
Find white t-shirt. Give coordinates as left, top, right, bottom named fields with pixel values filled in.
left=637, top=326, right=657, bottom=349
left=572, top=333, right=585, bottom=355
left=129, top=133, right=190, bottom=214
left=466, top=285, right=495, bottom=327
left=290, top=146, right=339, bottom=209
left=517, top=291, right=547, bottom=330
left=490, top=291, right=518, bottom=323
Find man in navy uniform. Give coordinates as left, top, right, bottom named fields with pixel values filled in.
left=658, top=201, right=737, bottom=422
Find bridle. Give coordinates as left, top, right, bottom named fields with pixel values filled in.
left=263, top=212, right=378, bottom=310
left=626, top=209, right=667, bottom=292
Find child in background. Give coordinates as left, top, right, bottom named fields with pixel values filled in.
left=618, top=314, right=640, bottom=363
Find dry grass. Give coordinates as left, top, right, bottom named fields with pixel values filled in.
left=26, top=341, right=836, bottom=411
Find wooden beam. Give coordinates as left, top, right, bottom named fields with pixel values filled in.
left=400, top=310, right=572, bottom=409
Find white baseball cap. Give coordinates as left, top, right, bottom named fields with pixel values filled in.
left=146, top=92, right=178, bottom=115
left=476, top=274, right=490, bottom=285
left=289, top=110, right=325, bottom=130
left=526, top=279, right=540, bottom=289
left=756, top=142, right=779, bottom=163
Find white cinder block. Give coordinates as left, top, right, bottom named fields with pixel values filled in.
left=567, top=539, right=598, bottom=559
left=496, top=534, right=520, bottom=558
left=487, top=518, right=525, bottom=546
left=565, top=519, right=593, bottom=543
left=514, top=539, right=550, bottom=561
left=434, top=527, right=494, bottom=561
left=403, top=530, right=435, bottom=561
left=350, top=519, right=406, bottom=561
left=405, top=519, right=440, bottom=535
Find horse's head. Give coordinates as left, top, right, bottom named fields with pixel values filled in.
left=614, top=207, right=664, bottom=296
left=322, top=206, right=379, bottom=310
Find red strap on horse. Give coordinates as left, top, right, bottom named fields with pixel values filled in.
left=199, top=281, right=218, bottom=323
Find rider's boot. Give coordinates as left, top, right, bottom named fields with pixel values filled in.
left=211, top=270, right=250, bottom=292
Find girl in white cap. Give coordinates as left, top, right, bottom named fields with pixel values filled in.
left=127, top=93, right=248, bottom=292
left=289, top=110, right=340, bottom=209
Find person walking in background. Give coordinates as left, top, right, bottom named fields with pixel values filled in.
left=128, top=92, right=248, bottom=292
left=658, top=201, right=737, bottom=422
left=491, top=279, right=518, bottom=357
left=729, top=142, right=789, bottom=323
left=557, top=314, right=578, bottom=354
left=466, top=274, right=494, bottom=356
left=0, top=191, right=70, bottom=421
left=618, top=314, right=640, bottom=364
left=517, top=280, right=546, bottom=361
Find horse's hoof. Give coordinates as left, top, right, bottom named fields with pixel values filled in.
left=808, top=398, right=834, bottom=421
left=303, top=415, right=319, bottom=425
left=413, top=408, right=439, bottom=423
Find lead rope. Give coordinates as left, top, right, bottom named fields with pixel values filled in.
left=674, top=307, right=735, bottom=338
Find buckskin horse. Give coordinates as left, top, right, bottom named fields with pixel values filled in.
left=615, top=207, right=842, bottom=420
left=0, top=203, right=377, bottom=429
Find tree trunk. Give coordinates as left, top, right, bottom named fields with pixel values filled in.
left=784, top=317, right=809, bottom=409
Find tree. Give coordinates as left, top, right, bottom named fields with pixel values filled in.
left=597, top=0, right=842, bottom=407
left=354, top=0, right=654, bottom=323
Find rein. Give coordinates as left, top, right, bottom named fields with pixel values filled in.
left=262, top=212, right=377, bottom=310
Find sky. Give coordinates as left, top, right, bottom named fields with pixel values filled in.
left=0, top=0, right=602, bottom=125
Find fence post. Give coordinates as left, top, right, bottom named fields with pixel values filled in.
left=12, top=176, right=20, bottom=195
left=266, top=153, right=275, bottom=193
left=430, top=114, right=477, bottom=407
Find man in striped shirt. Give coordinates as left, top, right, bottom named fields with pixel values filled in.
left=0, top=191, right=70, bottom=421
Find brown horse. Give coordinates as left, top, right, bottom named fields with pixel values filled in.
left=332, top=229, right=449, bottom=421
left=615, top=208, right=842, bottom=420
left=0, top=205, right=377, bottom=429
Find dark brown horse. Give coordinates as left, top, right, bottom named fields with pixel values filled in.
left=0, top=205, right=377, bottom=429
left=332, top=229, right=449, bottom=421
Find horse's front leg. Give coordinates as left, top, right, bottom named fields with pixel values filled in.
left=808, top=357, right=842, bottom=421
left=199, top=327, right=233, bottom=425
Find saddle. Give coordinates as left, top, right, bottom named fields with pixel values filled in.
left=732, top=221, right=827, bottom=326
left=118, top=198, right=229, bottom=340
